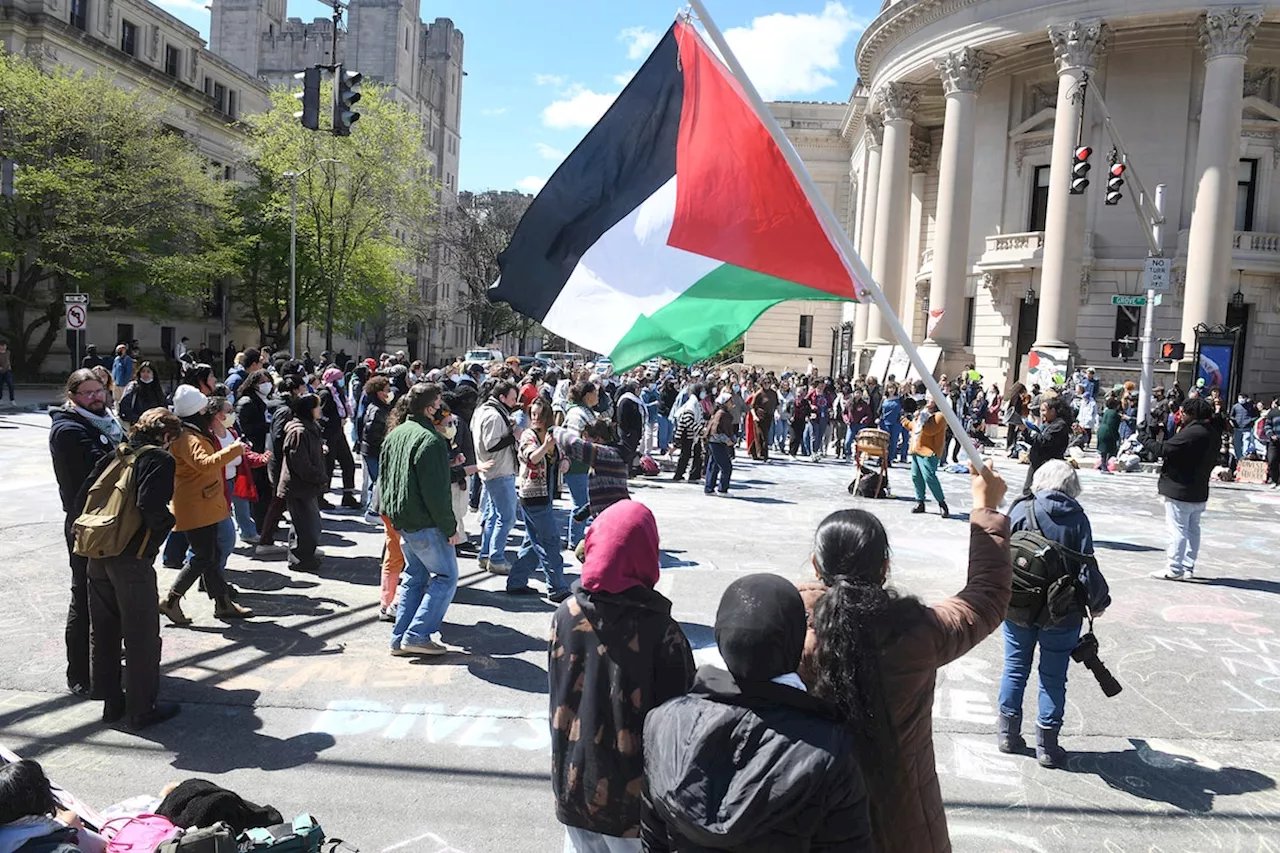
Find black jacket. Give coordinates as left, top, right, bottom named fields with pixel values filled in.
left=318, top=387, right=346, bottom=438
left=265, top=402, right=292, bottom=485
left=73, top=442, right=176, bottom=562
left=1026, top=416, right=1071, bottom=470
left=550, top=584, right=695, bottom=838
left=49, top=407, right=114, bottom=514
left=118, top=379, right=167, bottom=424
left=1145, top=417, right=1223, bottom=503
left=235, top=392, right=272, bottom=453
left=358, top=398, right=391, bottom=458
left=642, top=667, right=873, bottom=853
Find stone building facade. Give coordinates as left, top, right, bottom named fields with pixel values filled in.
left=748, top=1, right=1280, bottom=399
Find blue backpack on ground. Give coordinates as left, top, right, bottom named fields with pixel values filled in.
left=239, top=815, right=324, bottom=852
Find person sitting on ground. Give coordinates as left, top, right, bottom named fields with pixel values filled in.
left=642, top=573, right=874, bottom=852
left=0, top=758, right=107, bottom=852
left=800, top=465, right=1011, bottom=853
left=549, top=500, right=694, bottom=853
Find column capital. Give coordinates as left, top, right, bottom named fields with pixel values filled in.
left=935, top=47, right=996, bottom=96
left=1198, top=7, right=1263, bottom=61
left=1047, top=19, right=1109, bottom=74
left=874, top=82, right=920, bottom=123
left=909, top=136, right=932, bottom=173
left=864, top=114, right=884, bottom=148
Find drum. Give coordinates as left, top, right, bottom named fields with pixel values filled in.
left=855, top=428, right=890, bottom=458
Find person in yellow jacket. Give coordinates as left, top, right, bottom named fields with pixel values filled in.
left=160, top=385, right=250, bottom=625
left=902, top=397, right=950, bottom=517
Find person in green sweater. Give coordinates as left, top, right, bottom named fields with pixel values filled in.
left=378, top=382, right=462, bottom=657
left=1096, top=396, right=1122, bottom=474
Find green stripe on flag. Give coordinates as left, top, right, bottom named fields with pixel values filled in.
left=608, top=263, right=850, bottom=370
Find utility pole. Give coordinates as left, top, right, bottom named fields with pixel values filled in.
left=283, top=159, right=342, bottom=358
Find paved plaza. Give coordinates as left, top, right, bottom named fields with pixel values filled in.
left=3, top=408, right=1280, bottom=852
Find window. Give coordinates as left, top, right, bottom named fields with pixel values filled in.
left=116, top=324, right=134, bottom=347
left=798, top=314, right=814, bottom=349
left=164, top=45, right=180, bottom=77
left=121, top=21, right=138, bottom=57
left=69, top=0, right=87, bottom=31
left=405, top=28, right=410, bottom=51
left=1029, top=165, right=1051, bottom=232
left=224, top=165, right=234, bottom=181
left=1236, top=158, right=1259, bottom=232
left=963, top=297, right=976, bottom=347
left=203, top=76, right=212, bottom=96
left=1114, top=305, right=1140, bottom=341
left=226, top=90, right=238, bottom=119
left=213, top=83, right=226, bottom=113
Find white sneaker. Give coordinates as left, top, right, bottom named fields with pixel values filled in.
left=253, top=543, right=289, bottom=557
left=391, top=638, right=449, bottom=656
left=1150, top=568, right=1189, bottom=581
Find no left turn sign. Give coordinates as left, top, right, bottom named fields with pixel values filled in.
left=66, top=303, right=87, bottom=330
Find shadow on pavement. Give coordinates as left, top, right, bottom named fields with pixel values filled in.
left=1095, top=540, right=1163, bottom=553
left=232, top=591, right=348, bottom=619
left=292, top=554, right=380, bottom=587
left=1197, top=577, right=1280, bottom=595
left=660, top=550, right=698, bottom=569
left=460, top=656, right=549, bottom=693
left=725, top=495, right=793, bottom=505
left=451, top=587, right=557, bottom=614
left=1064, top=738, right=1276, bottom=813
left=226, top=568, right=319, bottom=593
left=441, top=621, right=543, bottom=656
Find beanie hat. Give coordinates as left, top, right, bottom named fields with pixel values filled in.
left=171, top=385, right=209, bottom=419
left=715, top=574, right=806, bottom=684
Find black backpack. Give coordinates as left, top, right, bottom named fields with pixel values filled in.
left=1007, top=497, right=1093, bottom=627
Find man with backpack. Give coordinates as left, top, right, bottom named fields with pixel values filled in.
left=74, top=408, right=183, bottom=730
left=999, top=460, right=1110, bottom=769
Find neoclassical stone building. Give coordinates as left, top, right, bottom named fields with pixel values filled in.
left=746, top=2, right=1280, bottom=397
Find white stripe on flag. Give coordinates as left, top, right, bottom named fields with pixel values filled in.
left=541, top=176, right=720, bottom=355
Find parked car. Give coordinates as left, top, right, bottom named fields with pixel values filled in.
left=592, top=356, right=614, bottom=378
left=534, top=350, right=581, bottom=369
left=516, top=355, right=550, bottom=371
left=463, top=347, right=504, bottom=372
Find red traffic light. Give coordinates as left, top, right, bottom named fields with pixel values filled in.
left=1074, top=146, right=1093, bottom=161
left=1110, top=163, right=1126, bottom=177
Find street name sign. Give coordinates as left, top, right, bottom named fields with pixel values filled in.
left=1111, top=295, right=1148, bottom=307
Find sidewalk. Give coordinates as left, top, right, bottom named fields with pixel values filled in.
left=1, top=384, right=66, bottom=413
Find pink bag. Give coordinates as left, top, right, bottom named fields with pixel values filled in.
left=639, top=455, right=660, bottom=476
left=102, top=814, right=181, bottom=852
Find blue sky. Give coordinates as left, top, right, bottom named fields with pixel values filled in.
left=158, top=0, right=872, bottom=192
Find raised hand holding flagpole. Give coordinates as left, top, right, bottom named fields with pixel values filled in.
left=685, top=0, right=987, bottom=473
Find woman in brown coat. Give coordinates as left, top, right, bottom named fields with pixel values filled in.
left=799, top=465, right=1012, bottom=853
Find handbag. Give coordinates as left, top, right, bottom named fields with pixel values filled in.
left=102, top=814, right=181, bottom=852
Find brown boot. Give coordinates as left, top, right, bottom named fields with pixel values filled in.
left=213, top=596, right=252, bottom=619
left=159, top=593, right=191, bottom=627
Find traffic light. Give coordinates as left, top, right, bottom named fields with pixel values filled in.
left=1160, top=341, right=1185, bottom=361
left=1070, top=146, right=1092, bottom=194
left=293, top=67, right=321, bottom=131
left=1110, top=339, right=1137, bottom=361
left=334, top=65, right=363, bottom=137
left=1105, top=162, right=1126, bottom=206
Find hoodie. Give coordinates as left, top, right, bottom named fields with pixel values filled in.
left=1008, top=490, right=1111, bottom=627
left=549, top=501, right=694, bottom=838
left=641, top=667, right=873, bottom=853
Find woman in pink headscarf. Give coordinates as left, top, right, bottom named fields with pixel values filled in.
left=547, top=500, right=695, bottom=852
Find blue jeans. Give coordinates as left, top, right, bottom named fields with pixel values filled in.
left=911, top=454, right=946, bottom=504
left=362, top=453, right=380, bottom=514
left=771, top=419, right=787, bottom=450
left=510, top=502, right=568, bottom=594
left=0, top=370, right=13, bottom=401
left=392, top=527, right=459, bottom=648
left=231, top=494, right=258, bottom=541
left=163, top=530, right=188, bottom=568
left=705, top=442, right=732, bottom=493
left=468, top=472, right=482, bottom=510
left=887, top=422, right=909, bottom=462
left=844, top=424, right=857, bottom=458
left=563, top=472, right=590, bottom=547
left=657, top=415, right=673, bottom=452
left=214, top=515, right=236, bottom=577
left=479, top=475, right=518, bottom=565
left=998, top=620, right=1083, bottom=728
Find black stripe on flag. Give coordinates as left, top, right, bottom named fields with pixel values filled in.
left=491, top=24, right=684, bottom=322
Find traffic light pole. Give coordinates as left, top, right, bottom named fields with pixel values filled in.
left=1137, top=184, right=1166, bottom=427
left=283, top=158, right=342, bottom=358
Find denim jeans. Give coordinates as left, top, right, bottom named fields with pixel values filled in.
left=843, top=424, right=858, bottom=458
left=562, top=827, right=641, bottom=853
left=362, top=453, right=380, bottom=514
left=214, top=515, right=236, bottom=578
left=1165, top=497, right=1206, bottom=575
left=509, top=502, right=568, bottom=594
left=0, top=370, right=14, bottom=401
left=998, top=620, right=1083, bottom=728
left=771, top=419, right=788, bottom=450
left=888, top=421, right=909, bottom=462
left=563, top=472, right=590, bottom=547
left=705, top=442, right=732, bottom=493
left=656, top=415, right=673, bottom=452
left=479, top=475, right=518, bottom=565
left=231, top=494, right=258, bottom=541
left=162, top=530, right=188, bottom=568
left=911, top=454, right=946, bottom=504
left=392, top=527, right=459, bottom=648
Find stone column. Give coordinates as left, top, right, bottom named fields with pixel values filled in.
left=1182, top=7, right=1262, bottom=347
left=854, top=117, right=883, bottom=346
left=903, top=138, right=930, bottom=341
left=866, top=84, right=919, bottom=345
left=929, top=47, right=994, bottom=351
left=1036, top=20, right=1108, bottom=349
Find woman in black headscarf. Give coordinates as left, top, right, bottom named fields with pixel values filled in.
left=641, top=573, right=873, bottom=852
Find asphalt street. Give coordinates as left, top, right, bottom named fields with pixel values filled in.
left=3, top=407, right=1280, bottom=853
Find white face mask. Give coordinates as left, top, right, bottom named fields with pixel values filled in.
left=441, top=423, right=458, bottom=441
left=258, top=382, right=273, bottom=396
left=140, top=375, right=154, bottom=384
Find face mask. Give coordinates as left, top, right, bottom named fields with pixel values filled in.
left=699, top=391, right=707, bottom=400
left=441, top=423, right=458, bottom=441
left=221, top=414, right=235, bottom=429
left=140, top=376, right=153, bottom=384
left=258, top=382, right=273, bottom=396
left=732, top=384, right=740, bottom=393
left=336, top=379, right=345, bottom=388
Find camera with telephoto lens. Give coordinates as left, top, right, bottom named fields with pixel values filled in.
left=1072, top=632, right=1123, bottom=697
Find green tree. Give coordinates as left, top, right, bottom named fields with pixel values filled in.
left=237, top=82, right=433, bottom=352
left=0, top=51, right=233, bottom=374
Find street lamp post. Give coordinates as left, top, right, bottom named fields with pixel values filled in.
left=283, top=158, right=341, bottom=358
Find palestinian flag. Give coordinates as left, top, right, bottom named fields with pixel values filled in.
left=491, top=18, right=860, bottom=370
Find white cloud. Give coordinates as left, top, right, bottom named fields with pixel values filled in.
left=535, top=142, right=565, bottom=161
left=155, top=0, right=209, bottom=11
left=541, top=85, right=619, bottom=130
left=612, top=70, right=636, bottom=87
left=480, top=106, right=508, bottom=116
left=533, top=74, right=566, bottom=87
left=618, top=26, right=660, bottom=61
left=516, top=176, right=547, bottom=194
left=724, top=2, right=863, bottom=101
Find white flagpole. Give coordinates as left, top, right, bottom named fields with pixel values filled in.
left=685, top=0, right=986, bottom=472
